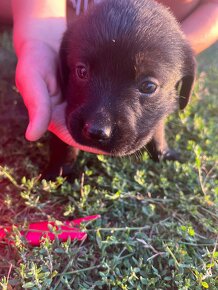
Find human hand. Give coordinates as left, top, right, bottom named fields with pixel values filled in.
left=12, top=0, right=68, bottom=141
left=15, top=40, right=62, bottom=141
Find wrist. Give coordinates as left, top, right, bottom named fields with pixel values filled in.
left=13, top=18, right=66, bottom=56
left=12, top=0, right=66, bottom=55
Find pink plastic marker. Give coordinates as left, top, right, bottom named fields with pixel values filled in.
left=0, top=215, right=100, bottom=246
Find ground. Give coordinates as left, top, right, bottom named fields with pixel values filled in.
left=0, top=26, right=217, bottom=290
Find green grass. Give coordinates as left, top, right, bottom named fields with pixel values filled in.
left=0, top=28, right=217, bottom=290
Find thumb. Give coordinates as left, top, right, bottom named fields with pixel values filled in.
left=48, top=102, right=74, bottom=145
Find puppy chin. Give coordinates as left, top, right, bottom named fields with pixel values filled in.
left=111, top=133, right=154, bottom=157
left=75, top=135, right=152, bottom=157
left=69, top=139, right=109, bottom=155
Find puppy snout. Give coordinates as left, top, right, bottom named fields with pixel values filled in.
left=82, top=122, right=112, bottom=143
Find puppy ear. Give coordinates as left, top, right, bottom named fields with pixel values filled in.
left=177, top=45, right=196, bottom=110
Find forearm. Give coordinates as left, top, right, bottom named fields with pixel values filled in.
left=181, top=1, right=218, bottom=54
left=12, top=0, right=66, bottom=55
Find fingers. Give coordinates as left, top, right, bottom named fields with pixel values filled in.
left=26, top=85, right=51, bottom=141
left=16, top=67, right=52, bottom=141
left=14, top=40, right=62, bottom=141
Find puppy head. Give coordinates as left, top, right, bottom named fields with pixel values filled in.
left=60, top=0, right=196, bottom=156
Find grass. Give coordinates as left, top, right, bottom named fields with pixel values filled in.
left=0, top=27, right=217, bottom=290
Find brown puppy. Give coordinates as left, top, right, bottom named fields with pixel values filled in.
left=46, top=0, right=196, bottom=179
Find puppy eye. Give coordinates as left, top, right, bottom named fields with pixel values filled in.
left=76, top=64, right=88, bottom=80
left=139, top=81, right=157, bottom=95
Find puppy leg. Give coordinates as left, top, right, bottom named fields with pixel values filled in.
left=146, top=120, right=180, bottom=162
left=42, top=134, right=78, bottom=180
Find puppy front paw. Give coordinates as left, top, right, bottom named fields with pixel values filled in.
left=41, top=163, right=76, bottom=181
left=159, top=149, right=180, bottom=162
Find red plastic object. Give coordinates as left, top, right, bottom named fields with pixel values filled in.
left=0, top=215, right=100, bottom=246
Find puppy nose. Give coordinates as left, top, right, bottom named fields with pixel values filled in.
left=83, top=122, right=111, bottom=142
